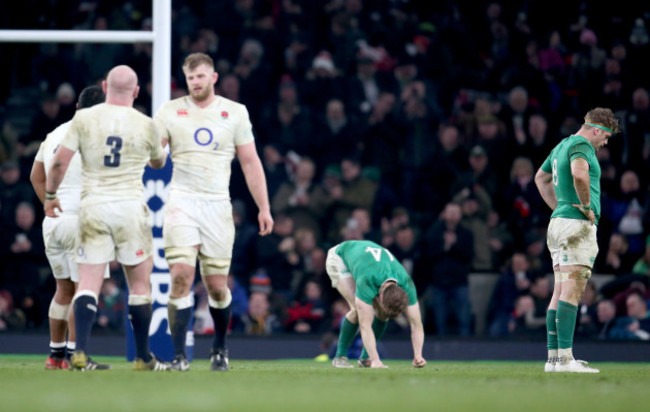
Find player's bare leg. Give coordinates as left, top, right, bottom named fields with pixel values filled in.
left=70, top=263, right=106, bottom=370
left=46, top=278, right=74, bottom=369
left=124, top=257, right=170, bottom=371
left=203, top=272, right=231, bottom=371
left=167, top=261, right=196, bottom=371
left=332, top=277, right=358, bottom=368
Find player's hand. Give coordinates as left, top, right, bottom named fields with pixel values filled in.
left=572, top=204, right=595, bottom=225
left=44, top=198, right=62, bottom=218
left=370, top=359, right=387, bottom=368
left=258, top=210, right=274, bottom=236
left=412, top=357, right=427, bottom=368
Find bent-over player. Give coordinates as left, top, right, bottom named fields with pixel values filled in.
left=327, top=240, right=426, bottom=368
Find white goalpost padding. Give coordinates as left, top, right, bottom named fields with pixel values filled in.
left=0, top=0, right=171, bottom=115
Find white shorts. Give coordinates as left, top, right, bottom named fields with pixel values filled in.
left=43, top=215, right=110, bottom=281
left=325, top=245, right=352, bottom=288
left=77, top=199, right=153, bottom=265
left=163, top=196, right=235, bottom=259
left=547, top=217, right=599, bottom=269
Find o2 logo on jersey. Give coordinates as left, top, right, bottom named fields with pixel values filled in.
left=193, top=128, right=219, bottom=150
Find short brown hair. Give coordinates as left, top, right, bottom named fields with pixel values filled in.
left=584, top=107, right=620, bottom=134
left=183, top=52, right=214, bottom=71
left=380, top=284, right=409, bottom=319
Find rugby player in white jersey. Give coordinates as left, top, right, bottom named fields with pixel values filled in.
left=44, top=65, right=169, bottom=371
left=154, top=52, right=274, bottom=371
left=31, top=85, right=111, bottom=370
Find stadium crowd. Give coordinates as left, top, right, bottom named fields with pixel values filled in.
left=1, top=1, right=650, bottom=342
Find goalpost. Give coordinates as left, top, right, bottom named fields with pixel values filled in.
left=0, top=0, right=171, bottom=115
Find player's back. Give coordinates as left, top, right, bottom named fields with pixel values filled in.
left=37, top=121, right=82, bottom=214
left=62, top=103, right=160, bottom=205
left=154, top=96, right=255, bottom=200
left=336, top=240, right=417, bottom=304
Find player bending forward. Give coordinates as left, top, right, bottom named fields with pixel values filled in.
left=327, top=240, right=426, bottom=368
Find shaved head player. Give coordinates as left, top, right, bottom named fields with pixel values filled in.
left=44, top=65, right=169, bottom=371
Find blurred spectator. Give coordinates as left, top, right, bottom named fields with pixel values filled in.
left=285, top=279, right=326, bottom=333
left=509, top=294, right=546, bottom=337
left=602, top=170, right=646, bottom=257
left=230, top=199, right=260, bottom=288
left=256, top=214, right=300, bottom=302
left=0, top=160, right=35, bottom=224
left=523, top=112, right=554, bottom=169
left=576, top=280, right=599, bottom=337
left=272, top=157, right=328, bottom=242
left=260, top=143, right=289, bottom=203
left=609, top=291, right=650, bottom=340
left=0, top=289, right=26, bottom=330
left=314, top=99, right=362, bottom=171
left=503, top=156, right=547, bottom=245
left=487, top=211, right=515, bottom=272
left=487, top=252, right=534, bottom=337
left=424, top=202, right=473, bottom=336
left=95, top=278, right=126, bottom=333
left=242, top=292, right=282, bottom=336
left=227, top=274, right=249, bottom=333
left=595, top=299, right=618, bottom=339
left=600, top=232, right=636, bottom=276
left=453, top=185, right=493, bottom=272
left=453, top=144, right=500, bottom=207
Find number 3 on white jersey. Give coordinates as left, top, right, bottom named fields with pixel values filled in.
left=365, top=246, right=395, bottom=262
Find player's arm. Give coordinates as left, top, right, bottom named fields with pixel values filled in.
left=534, top=168, right=557, bottom=211
left=30, top=160, right=46, bottom=204
left=570, top=158, right=595, bottom=224
left=406, top=302, right=426, bottom=368
left=44, top=146, right=75, bottom=217
left=236, top=141, right=274, bottom=236
left=356, top=297, right=387, bottom=368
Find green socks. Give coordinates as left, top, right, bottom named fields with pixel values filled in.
left=556, top=301, right=578, bottom=353
left=360, top=318, right=388, bottom=360
left=335, top=317, right=359, bottom=358
left=546, top=309, right=558, bottom=351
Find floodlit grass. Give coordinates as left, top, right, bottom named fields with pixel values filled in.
left=0, top=355, right=648, bottom=412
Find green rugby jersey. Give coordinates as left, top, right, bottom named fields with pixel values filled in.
left=335, top=240, right=417, bottom=305
left=541, top=134, right=601, bottom=224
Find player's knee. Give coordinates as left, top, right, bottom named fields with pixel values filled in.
left=48, top=300, right=70, bottom=321
left=208, top=288, right=232, bottom=309
left=165, top=247, right=198, bottom=267
left=199, top=256, right=231, bottom=277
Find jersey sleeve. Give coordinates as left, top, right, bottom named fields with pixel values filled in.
left=148, top=121, right=166, bottom=161
left=568, top=142, right=592, bottom=163
left=355, top=277, right=376, bottom=305
left=541, top=154, right=552, bottom=173
left=234, top=106, right=255, bottom=146
left=153, top=105, right=171, bottom=141
left=61, top=114, right=81, bottom=152
left=34, top=142, right=45, bottom=162
left=403, top=277, right=418, bottom=306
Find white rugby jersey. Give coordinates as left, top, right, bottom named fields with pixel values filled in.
left=154, top=95, right=255, bottom=200
left=61, top=103, right=165, bottom=205
left=35, top=121, right=82, bottom=214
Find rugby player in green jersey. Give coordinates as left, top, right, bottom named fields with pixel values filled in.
left=535, top=108, right=619, bottom=373
left=326, top=240, right=426, bottom=369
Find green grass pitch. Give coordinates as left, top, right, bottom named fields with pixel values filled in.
left=1, top=355, right=648, bottom=412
